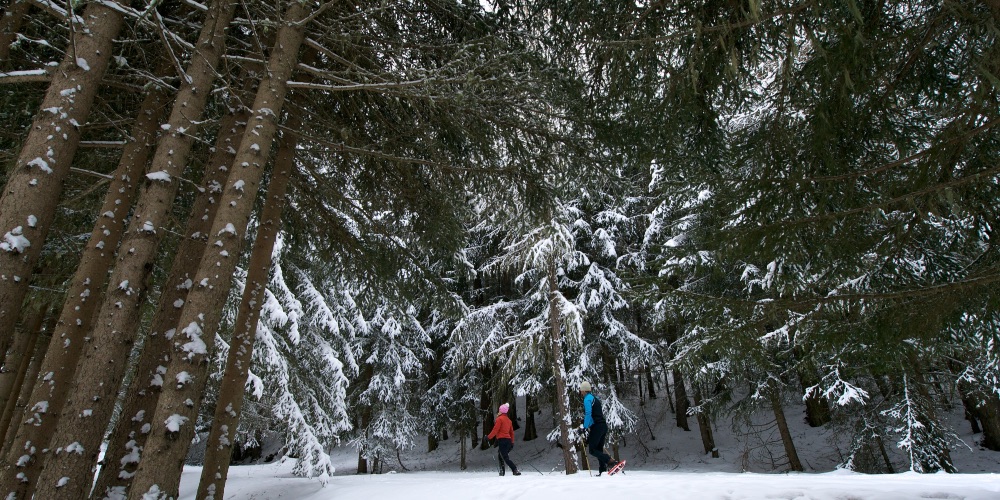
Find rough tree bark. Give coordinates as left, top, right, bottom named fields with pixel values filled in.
left=547, top=258, right=578, bottom=475
left=0, top=0, right=30, bottom=61
left=128, top=3, right=311, bottom=497
left=769, top=383, right=804, bottom=472
left=91, top=108, right=249, bottom=499
left=0, top=0, right=124, bottom=356
left=196, top=106, right=301, bottom=500
left=0, top=53, right=175, bottom=500
left=0, top=312, right=53, bottom=457
left=0, top=306, right=46, bottom=442
left=25, top=1, right=240, bottom=495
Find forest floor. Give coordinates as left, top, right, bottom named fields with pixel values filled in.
left=178, top=394, right=1000, bottom=498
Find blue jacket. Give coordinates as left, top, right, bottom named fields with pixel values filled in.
left=583, top=393, right=605, bottom=429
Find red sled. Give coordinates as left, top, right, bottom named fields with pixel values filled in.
left=608, top=460, right=626, bottom=476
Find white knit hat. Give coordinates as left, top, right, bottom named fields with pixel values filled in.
left=580, top=381, right=592, bottom=392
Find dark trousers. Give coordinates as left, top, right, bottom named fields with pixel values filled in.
left=587, top=422, right=613, bottom=472
left=497, top=438, right=517, bottom=474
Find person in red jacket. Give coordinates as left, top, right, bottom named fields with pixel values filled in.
left=486, top=403, right=521, bottom=476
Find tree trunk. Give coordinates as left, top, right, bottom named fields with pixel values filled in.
left=459, top=430, right=467, bottom=471
left=0, top=306, right=46, bottom=443
left=0, top=312, right=53, bottom=457
left=770, top=385, right=803, bottom=472
left=673, top=369, right=691, bottom=431
left=875, top=434, right=895, bottom=473
left=128, top=3, right=310, bottom=496
left=692, top=389, right=718, bottom=457
left=91, top=105, right=249, bottom=500
left=646, top=366, right=657, bottom=399
left=0, top=0, right=31, bottom=61
left=795, top=355, right=831, bottom=427
left=197, top=108, right=300, bottom=500
left=357, top=450, right=367, bottom=474
left=0, top=307, right=45, bottom=430
left=547, top=258, right=577, bottom=474
left=0, top=58, right=177, bottom=500
left=523, top=394, right=537, bottom=441
left=480, top=381, right=494, bottom=450
left=26, top=6, right=240, bottom=493
left=977, top=393, right=1000, bottom=451
left=0, top=0, right=124, bottom=357
left=964, top=398, right=983, bottom=434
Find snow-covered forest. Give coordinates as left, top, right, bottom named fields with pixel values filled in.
left=0, top=0, right=998, bottom=499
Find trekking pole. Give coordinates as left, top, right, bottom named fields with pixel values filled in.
left=581, top=439, right=591, bottom=476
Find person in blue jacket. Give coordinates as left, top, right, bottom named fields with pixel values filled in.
left=579, top=381, right=621, bottom=475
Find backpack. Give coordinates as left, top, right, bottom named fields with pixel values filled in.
left=591, top=394, right=606, bottom=425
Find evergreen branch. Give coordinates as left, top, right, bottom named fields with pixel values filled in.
left=586, top=1, right=814, bottom=47
left=755, top=117, right=1000, bottom=185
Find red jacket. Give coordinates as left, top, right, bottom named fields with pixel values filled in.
left=487, top=414, right=514, bottom=441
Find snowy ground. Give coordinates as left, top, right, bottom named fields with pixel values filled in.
left=178, top=395, right=1000, bottom=499
left=178, top=461, right=1000, bottom=500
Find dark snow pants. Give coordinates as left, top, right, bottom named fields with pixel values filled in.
left=587, top=422, right=612, bottom=472
left=497, top=438, right=517, bottom=474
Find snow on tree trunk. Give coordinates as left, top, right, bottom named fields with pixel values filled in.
left=197, top=108, right=299, bottom=500
left=0, top=57, right=176, bottom=500
left=1, top=70, right=171, bottom=416
left=547, top=258, right=578, bottom=475
left=91, top=109, right=248, bottom=500
left=0, top=306, right=46, bottom=442
left=24, top=2, right=241, bottom=496
left=0, top=313, right=53, bottom=457
left=0, top=1, right=124, bottom=359
left=0, top=0, right=29, bottom=61
left=129, top=3, right=311, bottom=496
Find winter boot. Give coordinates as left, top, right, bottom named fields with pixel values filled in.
left=512, top=469, right=521, bottom=476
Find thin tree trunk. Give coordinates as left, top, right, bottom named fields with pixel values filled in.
left=26, top=3, right=240, bottom=495
left=692, top=389, right=718, bottom=457
left=0, top=58, right=176, bottom=500
left=91, top=105, right=249, bottom=500
left=480, top=379, right=494, bottom=450
left=673, top=368, right=691, bottom=431
left=547, top=258, right=577, bottom=475
left=128, top=4, right=311, bottom=497
left=197, top=108, right=300, bottom=500
left=0, top=310, right=54, bottom=455
left=523, top=394, right=537, bottom=441
left=0, top=1, right=30, bottom=62
left=0, top=0, right=124, bottom=357
left=459, top=430, right=467, bottom=471
left=646, top=366, right=657, bottom=399
left=769, top=385, right=803, bottom=472
left=0, top=306, right=46, bottom=443
left=0, top=307, right=45, bottom=428
left=875, top=434, right=895, bottom=473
